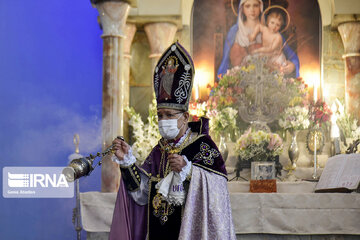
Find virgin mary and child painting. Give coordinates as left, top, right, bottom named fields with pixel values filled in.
left=193, top=0, right=320, bottom=80
left=218, top=0, right=299, bottom=78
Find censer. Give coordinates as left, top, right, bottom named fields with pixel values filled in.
left=62, top=136, right=124, bottom=182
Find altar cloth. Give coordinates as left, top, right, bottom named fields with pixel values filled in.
left=230, top=192, right=360, bottom=235
left=80, top=182, right=360, bottom=235
left=80, top=192, right=117, bottom=232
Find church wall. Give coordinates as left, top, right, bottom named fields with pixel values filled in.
left=129, top=30, right=153, bottom=126
left=322, top=26, right=346, bottom=104
left=129, top=27, right=191, bottom=139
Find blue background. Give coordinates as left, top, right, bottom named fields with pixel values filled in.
left=0, top=1, right=104, bottom=239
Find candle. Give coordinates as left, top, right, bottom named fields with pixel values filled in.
left=313, top=133, right=317, bottom=179
left=195, top=82, right=200, bottom=100
left=330, top=103, right=340, bottom=138
left=313, top=81, right=317, bottom=101
left=193, top=64, right=213, bottom=101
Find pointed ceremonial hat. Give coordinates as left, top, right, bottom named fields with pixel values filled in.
left=153, top=42, right=195, bottom=111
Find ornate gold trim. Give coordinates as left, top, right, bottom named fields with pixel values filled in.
left=150, top=176, right=162, bottom=182
left=158, top=132, right=206, bottom=178
left=119, top=163, right=135, bottom=169
left=192, top=163, right=228, bottom=180
left=129, top=166, right=141, bottom=190
left=158, top=131, right=204, bottom=155
left=146, top=178, right=153, bottom=240
left=120, top=163, right=141, bottom=191
left=159, top=131, right=192, bottom=155
left=138, top=167, right=151, bottom=177
left=179, top=133, right=205, bottom=153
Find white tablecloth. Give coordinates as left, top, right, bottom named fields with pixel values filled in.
left=80, top=192, right=117, bottom=232
left=230, top=192, right=360, bottom=235
left=80, top=182, right=360, bottom=235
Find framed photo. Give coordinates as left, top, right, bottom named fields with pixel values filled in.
left=251, top=161, right=275, bottom=180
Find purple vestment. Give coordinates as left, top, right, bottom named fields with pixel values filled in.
left=109, top=118, right=236, bottom=240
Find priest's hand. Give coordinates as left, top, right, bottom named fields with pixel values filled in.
left=112, top=137, right=130, bottom=161
left=168, top=154, right=186, bottom=173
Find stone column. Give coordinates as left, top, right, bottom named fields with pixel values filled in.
left=123, top=23, right=137, bottom=141
left=144, top=23, right=178, bottom=87
left=338, top=22, right=360, bottom=121
left=93, top=0, right=130, bottom=192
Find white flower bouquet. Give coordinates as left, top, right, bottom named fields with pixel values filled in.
left=126, top=98, right=161, bottom=163
left=206, top=107, right=238, bottom=138
left=235, top=129, right=283, bottom=161
left=279, top=106, right=310, bottom=131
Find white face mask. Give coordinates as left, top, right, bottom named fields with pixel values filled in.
left=158, top=114, right=184, bottom=140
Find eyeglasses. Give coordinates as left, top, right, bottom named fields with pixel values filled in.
left=157, top=111, right=183, bottom=120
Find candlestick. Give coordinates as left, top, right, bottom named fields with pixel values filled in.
left=312, top=132, right=318, bottom=179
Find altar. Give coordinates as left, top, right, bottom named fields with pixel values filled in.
left=80, top=181, right=360, bottom=240
left=77, top=118, right=360, bottom=240
left=76, top=1, right=360, bottom=239
left=228, top=182, right=360, bottom=236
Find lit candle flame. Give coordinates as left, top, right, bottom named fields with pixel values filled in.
left=300, top=67, right=320, bottom=101
left=194, top=63, right=214, bottom=101
left=195, top=82, right=199, bottom=100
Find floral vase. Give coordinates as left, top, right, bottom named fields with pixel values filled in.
left=288, top=130, right=299, bottom=169
left=218, top=135, right=229, bottom=162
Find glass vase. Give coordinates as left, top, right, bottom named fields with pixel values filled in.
left=288, top=130, right=299, bottom=169
left=218, top=134, right=229, bottom=162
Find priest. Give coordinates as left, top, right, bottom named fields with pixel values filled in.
left=109, top=42, right=236, bottom=240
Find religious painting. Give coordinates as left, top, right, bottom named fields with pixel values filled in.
left=158, top=56, right=179, bottom=101
left=192, top=0, right=321, bottom=100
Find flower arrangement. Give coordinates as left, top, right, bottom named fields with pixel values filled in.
left=352, top=127, right=360, bottom=140
left=332, top=99, right=358, bottom=138
left=125, top=98, right=161, bottom=163
left=188, top=100, right=207, bottom=121
left=308, top=99, right=332, bottom=127
left=279, top=105, right=310, bottom=131
left=205, top=56, right=311, bottom=142
left=235, top=129, right=283, bottom=161
left=207, top=64, right=254, bottom=111
left=337, top=113, right=358, bottom=138
left=206, top=107, right=238, bottom=138
left=208, top=57, right=310, bottom=127
left=284, top=77, right=309, bottom=107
